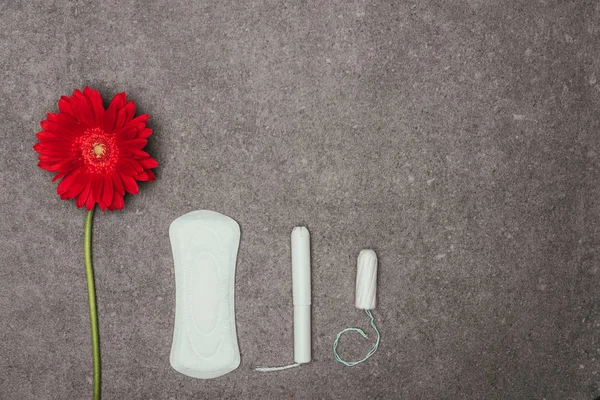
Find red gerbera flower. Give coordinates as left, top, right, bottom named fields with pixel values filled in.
left=34, top=87, right=158, bottom=211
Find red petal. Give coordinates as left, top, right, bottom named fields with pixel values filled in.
left=76, top=178, right=93, bottom=208
left=57, top=169, right=80, bottom=195
left=40, top=120, right=80, bottom=138
left=66, top=90, right=84, bottom=122
left=49, top=110, right=81, bottom=124
left=38, top=161, right=60, bottom=172
left=117, top=160, right=137, bottom=176
left=85, top=177, right=99, bottom=210
left=52, top=159, right=78, bottom=182
left=84, top=87, right=105, bottom=128
left=111, top=172, right=125, bottom=195
left=33, top=142, right=44, bottom=153
left=145, top=169, right=156, bottom=182
left=124, top=158, right=143, bottom=172
left=38, top=155, right=63, bottom=162
left=72, top=90, right=96, bottom=128
left=122, top=138, right=147, bottom=149
left=138, top=128, right=152, bottom=139
left=38, top=161, right=56, bottom=170
left=129, top=114, right=149, bottom=127
left=131, top=149, right=150, bottom=159
left=45, top=113, right=83, bottom=137
left=43, top=158, right=78, bottom=173
left=131, top=114, right=149, bottom=124
left=34, top=145, right=71, bottom=158
left=125, top=114, right=149, bottom=134
left=35, top=134, right=70, bottom=145
left=104, top=92, right=127, bottom=133
left=139, top=158, right=158, bottom=169
left=34, top=139, right=69, bottom=150
left=58, top=96, right=76, bottom=117
left=89, top=175, right=103, bottom=209
left=112, top=191, right=124, bottom=210
left=114, top=101, right=136, bottom=130
left=47, top=112, right=76, bottom=125
left=117, top=147, right=133, bottom=157
left=85, top=195, right=95, bottom=210
left=117, top=126, right=138, bottom=141
left=64, top=170, right=88, bottom=199
left=101, top=174, right=113, bottom=206
left=53, top=170, right=69, bottom=183
left=113, top=92, right=127, bottom=110
left=135, top=171, right=149, bottom=181
left=83, top=87, right=93, bottom=99
left=123, top=101, right=136, bottom=122
left=121, top=174, right=139, bottom=194
left=36, top=131, right=62, bottom=141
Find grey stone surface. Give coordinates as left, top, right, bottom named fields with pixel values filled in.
left=1, top=0, right=599, bottom=399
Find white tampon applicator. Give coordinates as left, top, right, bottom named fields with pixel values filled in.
left=291, top=226, right=311, bottom=363
left=255, top=226, right=312, bottom=372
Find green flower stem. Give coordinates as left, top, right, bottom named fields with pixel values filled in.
left=84, top=207, right=101, bottom=400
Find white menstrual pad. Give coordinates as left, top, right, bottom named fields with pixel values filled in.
left=169, top=210, right=241, bottom=379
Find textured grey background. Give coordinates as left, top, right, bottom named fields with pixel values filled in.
left=1, top=0, right=599, bottom=399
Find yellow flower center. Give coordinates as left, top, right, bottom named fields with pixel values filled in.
left=93, top=143, right=106, bottom=158
left=74, top=127, right=119, bottom=173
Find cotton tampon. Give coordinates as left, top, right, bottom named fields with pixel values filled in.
left=333, top=249, right=381, bottom=366
left=355, top=249, right=377, bottom=310
left=291, top=226, right=311, bottom=364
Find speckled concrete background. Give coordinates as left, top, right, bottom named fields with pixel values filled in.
left=1, top=0, right=600, bottom=399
